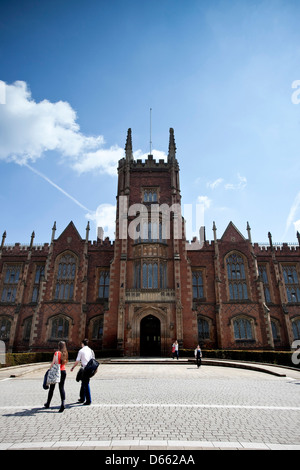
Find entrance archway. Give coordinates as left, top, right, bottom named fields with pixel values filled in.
left=140, top=315, right=161, bottom=356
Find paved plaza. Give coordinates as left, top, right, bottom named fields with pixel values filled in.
left=0, top=359, right=300, bottom=450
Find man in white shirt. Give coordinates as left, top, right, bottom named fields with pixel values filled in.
left=71, top=339, right=94, bottom=405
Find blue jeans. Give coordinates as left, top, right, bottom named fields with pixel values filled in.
left=80, top=375, right=91, bottom=403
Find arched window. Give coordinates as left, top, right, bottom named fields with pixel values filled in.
left=282, top=266, right=300, bottom=303
left=198, top=316, right=210, bottom=340
left=23, top=316, right=33, bottom=341
left=292, top=318, right=300, bottom=340
left=258, top=265, right=271, bottom=303
left=226, top=253, right=248, bottom=301
left=142, top=262, right=158, bottom=288
left=50, top=315, right=69, bottom=340
left=135, top=261, right=166, bottom=289
left=159, top=262, right=167, bottom=289
left=233, top=317, right=253, bottom=340
left=91, top=316, right=104, bottom=341
left=143, top=188, right=158, bottom=202
left=31, top=265, right=45, bottom=303
left=271, top=319, right=280, bottom=341
left=1, top=264, right=22, bottom=303
left=98, top=271, right=110, bottom=299
left=0, top=316, right=12, bottom=340
left=192, top=271, right=204, bottom=299
left=54, top=253, right=76, bottom=301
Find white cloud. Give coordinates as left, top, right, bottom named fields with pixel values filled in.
left=294, top=220, right=300, bottom=233
left=224, top=173, right=247, bottom=190
left=283, top=191, right=300, bottom=239
left=85, top=203, right=116, bottom=240
left=72, top=146, right=124, bottom=177
left=206, top=174, right=247, bottom=191
left=197, top=195, right=212, bottom=209
left=0, top=80, right=121, bottom=175
left=207, top=178, right=224, bottom=190
left=0, top=80, right=169, bottom=177
left=133, top=149, right=168, bottom=161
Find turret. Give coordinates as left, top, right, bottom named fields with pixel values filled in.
left=168, top=128, right=176, bottom=162
left=125, top=128, right=133, bottom=162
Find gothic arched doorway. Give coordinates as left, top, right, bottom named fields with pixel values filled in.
left=140, top=315, right=161, bottom=356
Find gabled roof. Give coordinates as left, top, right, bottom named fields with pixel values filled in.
left=221, top=221, right=246, bottom=242
left=56, top=221, right=83, bottom=241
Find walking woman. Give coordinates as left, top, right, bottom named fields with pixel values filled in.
left=44, top=341, right=68, bottom=412
left=194, top=344, right=202, bottom=368
left=172, top=340, right=179, bottom=360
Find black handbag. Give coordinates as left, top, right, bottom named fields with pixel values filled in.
left=84, top=358, right=99, bottom=378
left=43, top=369, right=50, bottom=390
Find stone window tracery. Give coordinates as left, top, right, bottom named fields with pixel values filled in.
left=31, top=264, right=45, bottom=303
left=233, top=316, right=253, bottom=340
left=134, top=260, right=167, bottom=289
left=50, top=315, right=69, bottom=340
left=197, top=316, right=210, bottom=340
left=192, top=271, right=204, bottom=299
left=226, top=253, right=248, bottom=301
left=258, top=265, right=271, bottom=303
left=282, top=265, right=300, bottom=303
left=292, top=317, right=300, bottom=340
left=54, top=253, right=76, bottom=301
left=98, top=270, right=110, bottom=299
left=1, top=264, right=22, bottom=303
left=0, top=316, right=11, bottom=340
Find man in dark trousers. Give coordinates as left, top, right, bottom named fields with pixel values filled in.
left=194, top=345, right=202, bottom=368
left=71, top=339, right=94, bottom=405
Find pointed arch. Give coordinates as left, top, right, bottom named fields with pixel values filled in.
left=53, top=250, right=78, bottom=301
left=225, top=251, right=249, bottom=301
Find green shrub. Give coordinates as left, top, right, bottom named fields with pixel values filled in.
left=0, top=348, right=121, bottom=368
left=181, top=348, right=299, bottom=368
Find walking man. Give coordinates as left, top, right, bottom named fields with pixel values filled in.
left=71, top=339, right=94, bottom=405
left=194, top=344, right=202, bottom=368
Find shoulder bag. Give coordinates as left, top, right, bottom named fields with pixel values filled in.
left=46, top=351, right=61, bottom=385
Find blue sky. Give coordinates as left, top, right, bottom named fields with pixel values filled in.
left=1, top=0, right=300, bottom=245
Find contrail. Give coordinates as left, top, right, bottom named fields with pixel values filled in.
left=282, top=190, right=300, bottom=240
left=24, top=163, right=93, bottom=213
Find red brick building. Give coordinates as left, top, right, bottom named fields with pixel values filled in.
left=1, top=128, right=300, bottom=355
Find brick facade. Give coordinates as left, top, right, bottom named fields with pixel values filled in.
left=1, top=129, right=300, bottom=355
